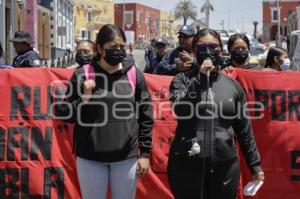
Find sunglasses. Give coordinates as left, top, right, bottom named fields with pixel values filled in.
left=196, top=43, right=219, bottom=52
left=178, top=35, right=192, bottom=39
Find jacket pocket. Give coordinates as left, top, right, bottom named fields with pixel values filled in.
left=88, top=120, right=136, bottom=154
left=215, top=131, right=237, bottom=162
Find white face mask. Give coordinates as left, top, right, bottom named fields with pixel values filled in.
left=280, top=58, right=290, bottom=71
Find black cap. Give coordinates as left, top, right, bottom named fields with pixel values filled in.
left=155, top=38, right=169, bottom=46
left=178, top=25, right=197, bottom=36
left=10, top=31, right=33, bottom=44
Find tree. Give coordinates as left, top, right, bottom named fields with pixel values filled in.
left=174, top=0, right=197, bottom=25
left=200, top=0, right=214, bottom=28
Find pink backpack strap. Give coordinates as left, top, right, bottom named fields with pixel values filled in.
left=83, top=64, right=95, bottom=81
left=127, top=65, right=137, bottom=94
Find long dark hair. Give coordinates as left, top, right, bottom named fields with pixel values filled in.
left=227, top=33, right=250, bottom=52
left=192, top=28, right=223, bottom=51
left=265, top=47, right=286, bottom=68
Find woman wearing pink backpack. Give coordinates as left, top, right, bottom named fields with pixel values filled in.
left=56, top=24, right=153, bottom=199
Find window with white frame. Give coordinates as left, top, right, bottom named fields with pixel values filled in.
left=271, top=7, right=280, bottom=22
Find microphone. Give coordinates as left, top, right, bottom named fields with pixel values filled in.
left=202, top=58, right=213, bottom=76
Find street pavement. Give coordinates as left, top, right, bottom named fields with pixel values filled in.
left=132, top=49, right=146, bottom=71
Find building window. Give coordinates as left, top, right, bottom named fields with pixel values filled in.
left=273, top=10, right=278, bottom=21
left=87, top=30, right=92, bottom=40
left=81, top=30, right=87, bottom=39
left=271, top=8, right=280, bottom=22
left=87, top=12, right=92, bottom=22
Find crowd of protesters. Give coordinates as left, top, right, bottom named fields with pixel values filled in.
left=2, top=23, right=297, bottom=199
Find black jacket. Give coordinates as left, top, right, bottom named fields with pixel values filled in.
left=56, top=61, right=153, bottom=162
left=169, top=68, right=262, bottom=174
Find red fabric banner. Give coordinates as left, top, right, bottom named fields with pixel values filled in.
left=0, top=68, right=299, bottom=198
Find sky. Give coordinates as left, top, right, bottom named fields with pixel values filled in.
left=114, top=0, right=263, bottom=35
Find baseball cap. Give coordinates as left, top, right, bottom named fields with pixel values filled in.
left=178, top=25, right=197, bottom=36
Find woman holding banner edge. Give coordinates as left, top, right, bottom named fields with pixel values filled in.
left=56, top=24, right=153, bottom=199
left=167, top=28, right=264, bottom=199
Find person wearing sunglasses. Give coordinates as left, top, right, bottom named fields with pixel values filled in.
left=154, top=25, right=196, bottom=75
left=168, top=28, right=264, bottom=199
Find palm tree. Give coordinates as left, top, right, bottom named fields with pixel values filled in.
left=200, top=0, right=214, bottom=28
left=174, top=0, right=197, bottom=25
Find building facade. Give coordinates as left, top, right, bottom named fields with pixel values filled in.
left=115, top=3, right=160, bottom=46
left=49, top=0, right=75, bottom=59
left=160, top=11, right=178, bottom=47
left=0, top=0, right=31, bottom=64
left=74, top=0, right=115, bottom=43
left=263, top=0, right=300, bottom=41
left=37, top=0, right=51, bottom=59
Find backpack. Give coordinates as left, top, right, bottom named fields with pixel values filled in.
left=83, top=64, right=137, bottom=93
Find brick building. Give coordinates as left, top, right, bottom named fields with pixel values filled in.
left=115, top=3, right=160, bottom=46
left=263, top=0, right=300, bottom=41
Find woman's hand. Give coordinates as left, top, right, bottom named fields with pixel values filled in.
left=253, top=171, right=265, bottom=182
left=136, top=157, right=150, bottom=177
left=199, top=59, right=215, bottom=74
left=82, top=80, right=96, bottom=103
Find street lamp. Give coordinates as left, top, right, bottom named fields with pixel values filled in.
left=276, top=0, right=281, bottom=47
left=253, top=21, right=258, bottom=39
left=220, top=20, right=224, bottom=31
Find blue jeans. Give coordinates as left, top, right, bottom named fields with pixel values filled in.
left=77, top=157, right=138, bottom=199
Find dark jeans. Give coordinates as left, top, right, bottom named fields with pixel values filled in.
left=167, top=155, right=240, bottom=199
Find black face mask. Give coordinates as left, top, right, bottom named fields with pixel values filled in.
left=231, top=50, right=249, bottom=65
left=104, top=49, right=126, bottom=66
left=75, top=52, right=93, bottom=66
left=196, top=48, right=221, bottom=67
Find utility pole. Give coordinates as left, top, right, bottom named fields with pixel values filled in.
left=228, top=9, right=231, bottom=31
left=277, top=0, right=281, bottom=47
left=123, top=0, right=125, bottom=30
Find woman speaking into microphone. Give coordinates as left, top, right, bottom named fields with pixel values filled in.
left=167, top=28, right=264, bottom=199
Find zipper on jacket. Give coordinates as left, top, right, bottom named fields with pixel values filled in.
left=207, top=72, right=215, bottom=174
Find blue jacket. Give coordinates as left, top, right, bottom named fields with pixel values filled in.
left=144, top=55, right=163, bottom=74
left=12, top=48, right=41, bottom=67
left=154, top=48, right=182, bottom=75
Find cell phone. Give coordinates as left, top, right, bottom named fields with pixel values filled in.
left=177, top=47, right=184, bottom=53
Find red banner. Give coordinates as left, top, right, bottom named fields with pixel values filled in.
left=0, top=68, right=299, bottom=199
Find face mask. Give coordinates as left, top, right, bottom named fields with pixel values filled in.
left=104, top=49, right=126, bottom=66
left=280, top=58, right=290, bottom=71
left=75, top=52, right=93, bottom=66
left=196, top=47, right=221, bottom=67
left=231, top=50, right=249, bottom=65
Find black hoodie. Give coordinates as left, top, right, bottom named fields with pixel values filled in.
left=56, top=61, right=153, bottom=162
